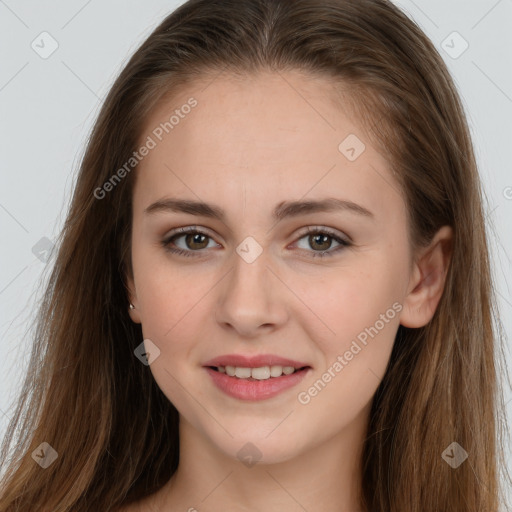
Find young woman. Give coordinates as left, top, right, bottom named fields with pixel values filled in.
left=0, top=0, right=509, bottom=510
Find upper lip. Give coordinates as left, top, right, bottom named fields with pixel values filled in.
left=203, top=354, right=311, bottom=369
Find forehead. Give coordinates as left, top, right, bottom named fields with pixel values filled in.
left=134, top=70, right=400, bottom=218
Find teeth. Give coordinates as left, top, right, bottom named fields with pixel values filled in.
left=270, top=365, right=284, bottom=377
left=220, top=365, right=300, bottom=380
left=251, top=366, right=270, bottom=380
left=235, top=367, right=252, bottom=379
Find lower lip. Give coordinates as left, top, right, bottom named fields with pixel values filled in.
left=204, top=367, right=310, bottom=401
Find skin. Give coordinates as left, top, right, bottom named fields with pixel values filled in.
left=124, top=70, right=453, bottom=511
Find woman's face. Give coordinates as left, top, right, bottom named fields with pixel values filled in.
left=128, top=71, right=418, bottom=464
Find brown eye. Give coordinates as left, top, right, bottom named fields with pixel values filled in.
left=162, top=228, right=217, bottom=257
left=294, top=227, right=351, bottom=259
left=183, top=232, right=209, bottom=250
left=161, top=226, right=351, bottom=259
left=308, top=233, right=333, bottom=251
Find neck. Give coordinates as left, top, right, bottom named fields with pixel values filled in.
left=154, top=404, right=371, bottom=512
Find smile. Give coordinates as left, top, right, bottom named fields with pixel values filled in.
left=212, top=364, right=305, bottom=380
left=205, top=365, right=311, bottom=401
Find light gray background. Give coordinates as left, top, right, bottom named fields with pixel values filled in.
left=1, top=0, right=511, bottom=503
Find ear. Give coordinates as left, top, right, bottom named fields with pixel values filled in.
left=126, top=274, right=142, bottom=324
left=400, top=225, right=453, bottom=328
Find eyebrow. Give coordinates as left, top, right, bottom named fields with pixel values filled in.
left=144, top=197, right=374, bottom=221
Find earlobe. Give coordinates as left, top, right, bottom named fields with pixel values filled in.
left=126, top=275, right=142, bottom=324
left=399, top=225, right=453, bottom=328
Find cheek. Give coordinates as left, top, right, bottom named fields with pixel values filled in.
left=297, top=294, right=399, bottom=420
left=298, top=259, right=402, bottom=382
left=304, top=264, right=400, bottom=336
left=134, top=267, right=221, bottom=396
left=134, top=252, right=210, bottom=334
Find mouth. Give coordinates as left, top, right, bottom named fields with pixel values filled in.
left=202, top=355, right=312, bottom=400
left=206, top=364, right=310, bottom=381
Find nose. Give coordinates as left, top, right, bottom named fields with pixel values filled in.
left=214, top=248, right=289, bottom=338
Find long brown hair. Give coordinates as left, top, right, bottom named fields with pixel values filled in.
left=0, top=0, right=509, bottom=510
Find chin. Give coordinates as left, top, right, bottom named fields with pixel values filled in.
left=208, top=430, right=307, bottom=467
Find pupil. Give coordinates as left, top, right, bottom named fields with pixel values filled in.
left=187, top=233, right=208, bottom=250
left=311, top=234, right=330, bottom=251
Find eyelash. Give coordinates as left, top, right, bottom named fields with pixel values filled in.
left=161, top=226, right=351, bottom=259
